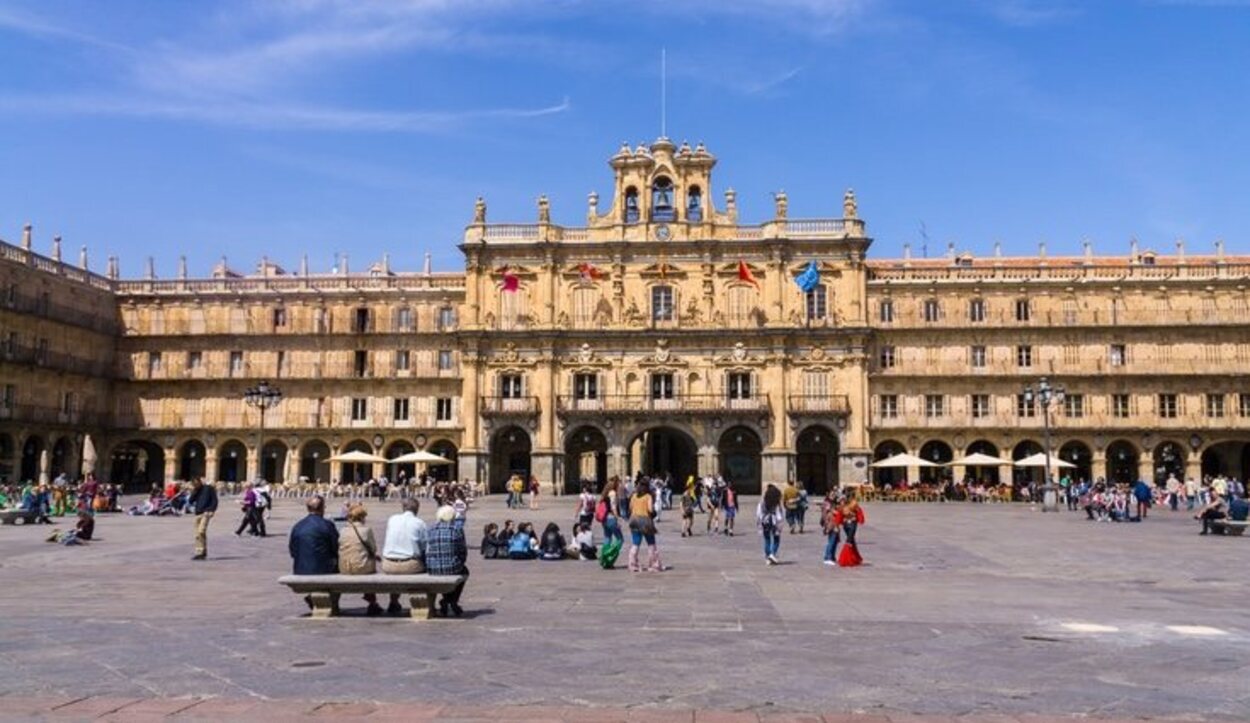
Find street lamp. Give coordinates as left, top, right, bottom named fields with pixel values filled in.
left=1022, top=377, right=1065, bottom=512
left=243, top=380, right=283, bottom=482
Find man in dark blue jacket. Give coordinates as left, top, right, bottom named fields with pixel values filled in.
left=188, top=479, right=218, bottom=560
left=289, top=495, right=339, bottom=574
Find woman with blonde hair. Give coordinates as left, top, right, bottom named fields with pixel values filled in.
left=338, top=503, right=384, bottom=615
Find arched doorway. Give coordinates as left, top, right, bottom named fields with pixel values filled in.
left=1105, top=440, right=1138, bottom=484
left=918, top=440, right=953, bottom=484
left=109, top=439, right=164, bottom=491
left=0, top=433, right=15, bottom=483
left=718, top=426, right=763, bottom=494
left=428, top=440, right=459, bottom=482
left=216, top=439, right=247, bottom=483
left=963, top=440, right=1001, bottom=484
left=178, top=439, right=206, bottom=481
left=50, top=436, right=74, bottom=478
left=341, top=439, right=375, bottom=484
left=1152, top=441, right=1185, bottom=486
left=628, top=426, right=698, bottom=490
left=299, top=440, right=331, bottom=483
left=490, top=426, right=531, bottom=493
left=384, top=439, right=416, bottom=483
left=261, top=440, right=288, bottom=484
left=872, top=440, right=906, bottom=486
left=20, top=435, right=44, bottom=482
left=796, top=425, right=839, bottom=495
left=1012, top=440, right=1044, bottom=487
left=1201, top=441, right=1250, bottom=481
left=1058, top=441, right=1093, bottom=484
left=565, top=426, right=608, bottom=493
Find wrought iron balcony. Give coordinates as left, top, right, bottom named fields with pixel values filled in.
left=786, top=394, right=852, bottom=415
left=479, top=396, right=541, bottom=416
left=556, top=394, right=770, bottom=416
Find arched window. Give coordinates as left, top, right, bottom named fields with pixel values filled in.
left=687, top=185, right=703, bottom=222
left=652, top=176, right=675, bottom=222
left=624, top=187, right=640, bottom=224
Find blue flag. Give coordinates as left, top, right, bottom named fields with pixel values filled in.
left=795, top=261, right=820, bottom=293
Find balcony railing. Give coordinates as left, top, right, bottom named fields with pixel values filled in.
left=786, top=394, right=852, bottom=414
left=480, top=396, right=541, bottom=416
left=556, top=394, right=770, bottom=415
left=1, top=344, right=114, bottom=377
left=0, top=404, right=108, bottom=427
left=873, top=307, right=1250, bottom=330
left=868, top=411, right=1250, bottom=430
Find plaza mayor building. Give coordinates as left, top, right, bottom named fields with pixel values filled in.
left=3, top=137, right=1249, bottom=494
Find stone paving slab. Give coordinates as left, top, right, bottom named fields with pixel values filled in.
left=0, top=497, right=1245, bottom=720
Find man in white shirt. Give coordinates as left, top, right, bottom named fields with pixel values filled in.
left=382, top=499, right=428, bottom=575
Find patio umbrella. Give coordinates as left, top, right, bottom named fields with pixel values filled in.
left=326, top=450, right=388, bottom=464
left=869, top=452, right=937, bottom=468
left=388, top=450, right=452, bottom=465
left=1013, top=453, right=1076, bottom=469
left=80, top=435, right=97, bottom=476
left=947, top=452, right=1013, bottom=467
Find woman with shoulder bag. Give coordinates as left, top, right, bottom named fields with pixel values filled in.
left=757, top=484, right=784, bottom=565
left=627, top=482, right=665, bottom=572
left=338, top=503, right=384, bottom=615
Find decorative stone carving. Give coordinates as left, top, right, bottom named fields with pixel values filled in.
left=732, top=342, right=747, bottom=362
left=503, top=342, right=520, bottom=363
left=556, top=311, right=569, bottom=329
left=578, top=343, right=594, bottom=364
left=473, top=196, right=486, bottom=224
left=774, top=190, right=788, bottom=219
left=682, top=297, right=702, bottom=324
left=624, top=298, right=645, bottom=326
left=538, top=194, right=550, bottom=223
left=654, top=338, right=671, bottom=363
left=843, top=188, right=857, bottom=219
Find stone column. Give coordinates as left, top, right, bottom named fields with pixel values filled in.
left=530, top=452, right=559, bottom=496
left=163, top=449, right=177, bottom=482
left=1185, top=452, right=1202, bottom=483
left=245, top=445, right=259, bottom=483
left=205, top=448, right=218, bottom=483
left=761, top=451, right=790, bottom=490
left=997, top=463, right=1013, bottom=487
left=1091, top=451, right=1106, bottom=483
left=698, top=445, right=717, bottom=478
left=607, top=445, right=626, bottom=480
left=1137, top=455, right=1154, bottom=485
left=839, top=451, right=870, bottom=487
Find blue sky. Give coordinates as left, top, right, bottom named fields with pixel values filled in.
left=0, top=0, right=1247, bottom=276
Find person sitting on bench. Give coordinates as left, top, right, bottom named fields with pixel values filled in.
left=1196, top=496, right=1228, bottom=535
left=289, top=496, right=340, bottom=612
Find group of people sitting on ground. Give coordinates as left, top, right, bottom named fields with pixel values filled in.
left=3, top=474, right=119, bottom=522
left=1080, top=480, right=1156, bottom=522
left=478, top=520, right=598, bottom=561
left=288, top=497, right=469, bottom=617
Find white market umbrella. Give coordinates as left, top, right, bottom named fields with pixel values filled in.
left=947, top=452, right=1013, bottom=467
left=389, top=450, right=452, bottom=466
left=326, top=450, right=388, bottom=464
left=38, top=449, right=50, bottom=485
left=1013, top=453, right=1076, bottom=469
left=80, top=435, right=97, bottom=476
left=870, top=452, right=937, bottom=468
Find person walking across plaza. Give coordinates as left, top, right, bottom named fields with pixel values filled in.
left=289, top=495, right=340, bottom=614
left=628, top=480, right=665, bottom=572
left=426, top=505, right=469, bottom=617
left=528, top=474, right=540, bottom=510
left=597, top=476, right=624, bottom=569
left=234, top=481, right=262, bottom=537
left=338, top=503, right=383, bottom=616
left=821, top=489, right=841, bottom=566
left=188, top=479, right=218, bottom=560
left=680, top=485, right=696, bottom=537
left=835, top=495, right=866, bottom=567
left=782, top=480, right=802, bottom=534
left=758, top=484, right=784, bottom=565
left=722, top=484, right=738, bottom=536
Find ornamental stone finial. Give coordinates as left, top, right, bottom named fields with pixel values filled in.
left=21, top=223, right=32, bottom=250
left=52, top=235, right=62, bottom=262
left=79, top=245, right=88, bottom=270
left=473, top=196, right=486, bottom=224
left=537, top=194, right=551, bottom=224
left=773, top=190, right=788, bottom=220
left=843, top=188, right=858, bottom=219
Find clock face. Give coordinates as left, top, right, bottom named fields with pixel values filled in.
left=654, top=224, right=672, bottom=241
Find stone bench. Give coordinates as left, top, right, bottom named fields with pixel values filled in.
left=278, top=574, right=466, bottom=620
left=0, top=509, right=39, bottom=525
left=1209, top=520, right=1248, bottom=536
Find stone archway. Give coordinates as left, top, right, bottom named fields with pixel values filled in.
left=872, top=440, right=906, bottom=486
left=565, top=425, right=608, bottom=493
left=178, top=439, right=207, bottom=481
left=216, top=439, right=248, bottom=483
left=1201, top=441, right=1250, bottom=481
left=384, top=439, right=416, bottom=483
left=1058, top=440, right=1093, bottom=484
left=299, top=440, right=331, bottom=484
left=627, top=426, right=698, bottom=490
left=110, top=439, right=164, bottom=492
left=1152, top=441, right=1185, bottom=486
left=260, top=440, right=288, bottom=484
left=795, top=425, right=839, bottom=495
left=428, top=440, right=459, bottom=482
left=490, top=426, right=531, bottom=493
left=1105, top=440, right=1139, bottom=484
left=918, top=440, right=953, bottom=484
left=718, top=426, right=763, bottom=494
left=20, top=435, right=44, bottom=483
left=964, top=440, right=1002, bottom=484
left=50, top=436, right=75, bottom=479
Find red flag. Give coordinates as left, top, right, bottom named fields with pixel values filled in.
left=738, top=259, right=760, bottom=289
left=500, top=266, right=519, bottom=292
left=578, top=262, right=604, bottom=281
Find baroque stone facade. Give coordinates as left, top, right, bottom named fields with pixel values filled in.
left=3, top=137, right=1249, bottom=493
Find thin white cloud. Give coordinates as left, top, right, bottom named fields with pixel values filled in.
left=743, top=67, right=804, bottom=95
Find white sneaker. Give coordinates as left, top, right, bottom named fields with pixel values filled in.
left=768, top=554, right=779, bottom=564
left=823, top=560, right=837, bottom=566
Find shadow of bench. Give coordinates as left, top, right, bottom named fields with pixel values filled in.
left=1209, top=520, right=1248, bottom=537
left=278, top=574, right=467, bottom=620
left=1, top=510, right=39, bottom=525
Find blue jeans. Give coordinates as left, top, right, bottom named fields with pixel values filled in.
left=630, top=529, right=656, bottom=546
left=823, top=531, right=840, bottom=561
left=602, top=516, right=623, bottom=544
left=762, top=525, right=780, bottom=558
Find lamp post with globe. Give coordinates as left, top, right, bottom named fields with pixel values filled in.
left=1023, top=377, right=1065, bottom=512
left=243, top=381, right=283, bottom=482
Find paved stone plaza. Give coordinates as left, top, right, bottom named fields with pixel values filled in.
left=1, top=496, right=1246, bottom=721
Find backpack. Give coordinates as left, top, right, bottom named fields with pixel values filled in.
left=254, top=491, right=269, bottom=510
left=594, top=499, right=609, bottom=524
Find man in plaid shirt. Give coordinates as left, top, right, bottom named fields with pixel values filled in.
left=426, top=505, right=469, bottom=617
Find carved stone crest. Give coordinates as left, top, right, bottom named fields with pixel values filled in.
left=578, top=343, right=594, bottom=364
left=654, top=338, right=671, bottom=363
left=732, top=342, right=747, bottom=362
left=503, top=342, right=520, bottom=363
